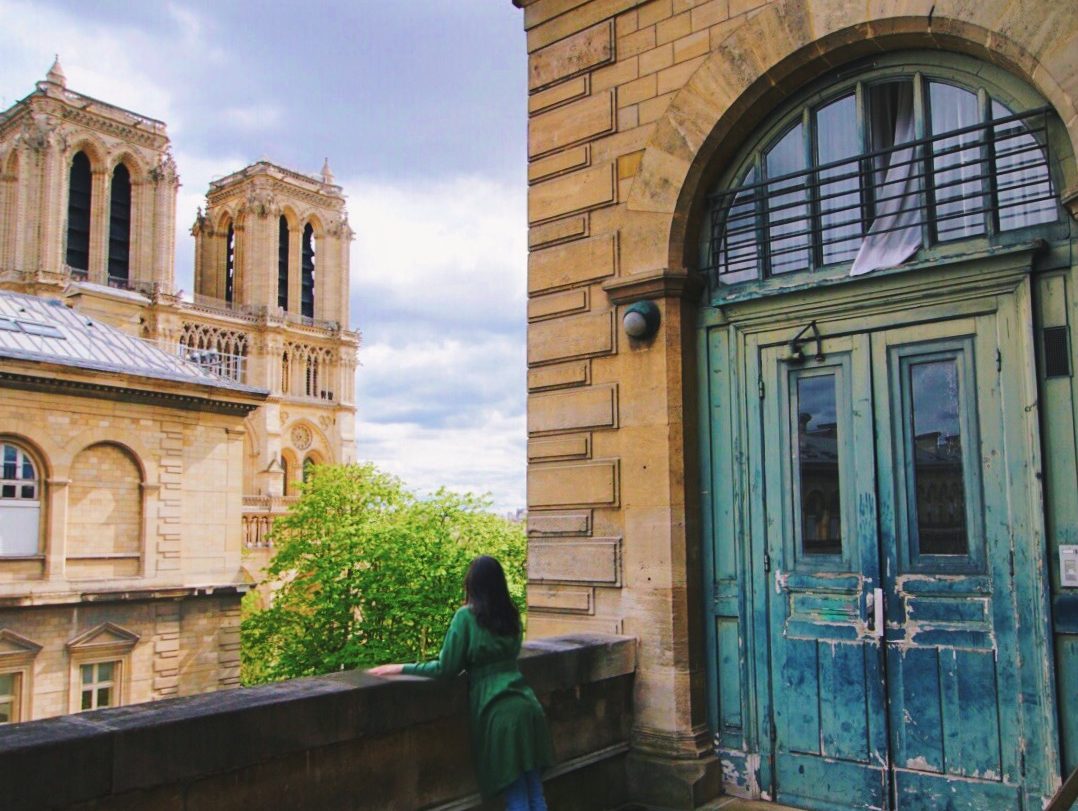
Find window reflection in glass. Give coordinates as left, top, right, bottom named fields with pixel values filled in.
left=766, top=123, right=811, bottom=274
left=815, top=94, right=864, bottom=264
left=909, top=360, right=968, bottom=555
left=796, top=374, right=842, bottom=555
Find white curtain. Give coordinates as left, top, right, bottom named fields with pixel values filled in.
left=851, top=85, right=922, bottom=277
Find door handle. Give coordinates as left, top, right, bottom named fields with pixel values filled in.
left=866, top=587, right=884, bottom=639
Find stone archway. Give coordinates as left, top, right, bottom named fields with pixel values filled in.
left=622, top=1, right=1078, bottom=277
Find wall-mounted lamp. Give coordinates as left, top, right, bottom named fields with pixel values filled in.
left=623, top=300, right=661, bottom=340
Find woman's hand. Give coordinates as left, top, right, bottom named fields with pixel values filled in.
left=368, top=663, right=405, bottom=677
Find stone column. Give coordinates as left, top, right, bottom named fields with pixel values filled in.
left=602, top=272, right=720, bottom=811
left=151, top=153, right=178, bottom=293
left=140, top=482, right=160, bottom=578
left=288, top=225, right=301, bottom=315
left=43, top=477, right=69, bottom=580
left=88, top=168, right=109, bottom=284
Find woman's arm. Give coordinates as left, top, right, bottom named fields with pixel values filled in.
left=367, top=608, right=471, bottom=679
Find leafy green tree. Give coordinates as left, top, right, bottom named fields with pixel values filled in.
left=241, top=463, right=527, bottom=685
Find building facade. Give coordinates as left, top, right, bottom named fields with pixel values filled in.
left=512, top=1, right=1078, bottom=808
left=0, top=61, right=359, bottom=581
left=0, top=291, right=267, bottom=722
left=0, top=63, right=358, bottom=721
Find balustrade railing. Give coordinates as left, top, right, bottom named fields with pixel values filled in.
left=709, top=107, right=1057, bottom=285
left=241, top=495, right=297, bottom=548
left=138, top=339, right=249, bottom=385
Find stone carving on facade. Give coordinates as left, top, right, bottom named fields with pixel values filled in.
left=290, top=424, right=313, bottom=451
left=16, top=113, right=63, bottom=154
left=149, top=150, right=179, bottom=186
left=191, top=207, right=211, bottom=237
left=280, top=411, right=290, bottom=424
left=326, top=214, right=352, bottom=238
left=179, top=322, right=250, bottom=358
left=242, top=187, right=280, bottom=218
left=318, top=415, right=332, bottom=429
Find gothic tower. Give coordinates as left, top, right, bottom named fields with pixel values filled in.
left=184, top=160, right=358, bottom=505
left=0, top=58, right=179, bottom=305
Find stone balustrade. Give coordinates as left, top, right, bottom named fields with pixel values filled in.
left=0, top=634, right=635, bottom=811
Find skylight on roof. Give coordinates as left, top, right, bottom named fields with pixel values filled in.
left=17, top=320, right=64, bottom=339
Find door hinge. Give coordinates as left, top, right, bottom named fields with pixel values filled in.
left=996, top=348, right=1003, bottom=373
left=758, top=375, right=765, bottom=399
left=764, top=552, right=771, bottom=573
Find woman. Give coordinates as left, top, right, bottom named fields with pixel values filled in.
left=369, top=556, right=554, bottom=810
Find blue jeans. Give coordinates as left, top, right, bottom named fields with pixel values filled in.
left=504, top=769, right=547, bottom=811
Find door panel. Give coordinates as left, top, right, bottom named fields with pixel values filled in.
left=756, top=312, right=1030, bottom=810
left=760, top=337, right=889, bottom=811
left=873, top=321, right=1023, bottom=808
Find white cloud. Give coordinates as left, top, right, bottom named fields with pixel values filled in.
left=357, top=410, right=526, bottom=515
left=347, top=174, right=528, bottom=511
left=346, top=174, right=527, bottom=328
left=217, top=104, right=284, bottom=134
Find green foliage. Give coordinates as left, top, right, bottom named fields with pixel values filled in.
left=240, top=463, right=527, bottom=685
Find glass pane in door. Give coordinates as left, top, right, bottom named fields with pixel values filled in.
left=796, top=374, right=842, bottom=555
left=908, top=359, right=968, bottom=555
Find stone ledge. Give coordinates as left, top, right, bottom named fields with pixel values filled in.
left=0, top=633, right=636, bottom=810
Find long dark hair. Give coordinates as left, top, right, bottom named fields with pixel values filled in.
left=464, top=556, right=521, bottom=638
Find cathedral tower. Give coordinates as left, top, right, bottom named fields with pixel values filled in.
left=0, top=58, right=178, bottom=298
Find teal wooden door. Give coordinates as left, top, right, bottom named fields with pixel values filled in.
left=755, top=312, right=1032, bottom=810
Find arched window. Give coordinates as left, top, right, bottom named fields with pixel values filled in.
left=302, top=456, right=316, bottom=483
left=277, top=216, right=289, bottom=311
left=225, top=223, right=236, bottom=305
left=705, top=54, right=1063, bottom=289
left=107, top=163, right=131, bottom=284
left=301, top=223, right=315, bottom=319
left=281, top=350, right=291, bottom=395
left=66, top=151, right=92, bottom=272
left=280, top=456, right=290, bottom=496
left=0, top=442, right=40, bottom=556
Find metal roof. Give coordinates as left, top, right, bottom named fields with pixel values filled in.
left=0, top=291, right=266, bottom=396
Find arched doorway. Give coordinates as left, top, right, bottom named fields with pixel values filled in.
left=694, top=51, right=1072, bottom=810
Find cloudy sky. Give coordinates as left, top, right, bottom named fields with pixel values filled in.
left=0, top=1, right=530, bottom=512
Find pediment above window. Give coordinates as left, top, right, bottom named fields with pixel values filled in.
left=0, top=628, right=43, bottom=665
left=66, top=622, right=140, bottom=655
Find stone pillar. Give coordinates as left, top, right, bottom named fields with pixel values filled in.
left=288, top=224, right=301, bottom=315
left=224, top=427, right=247, bottom=575
left=140, top=482, right=160, bottom=578
left=43, top=478, right=69, bottom=580
left=88, top=168, right=109, bottom=284
left=151, top=153, right=178, bottom=293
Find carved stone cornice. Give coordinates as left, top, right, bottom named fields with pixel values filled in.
left=602, top=267, right=704, bottom=305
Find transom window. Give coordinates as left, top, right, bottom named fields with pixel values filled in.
left=1, top=443, right=36, bottom=500
left=705, top=56, right=1062, bottom=287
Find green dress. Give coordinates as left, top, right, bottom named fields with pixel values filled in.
left=403, top=605, right=554, bottom=798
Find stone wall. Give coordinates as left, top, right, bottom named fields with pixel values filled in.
left=0, top=634, right=635, bottom=811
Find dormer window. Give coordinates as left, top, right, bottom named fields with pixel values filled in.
left=706, top=54, right=1062, bottom=290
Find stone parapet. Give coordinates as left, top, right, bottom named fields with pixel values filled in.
left=0, top=634, right=636, bottom=811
